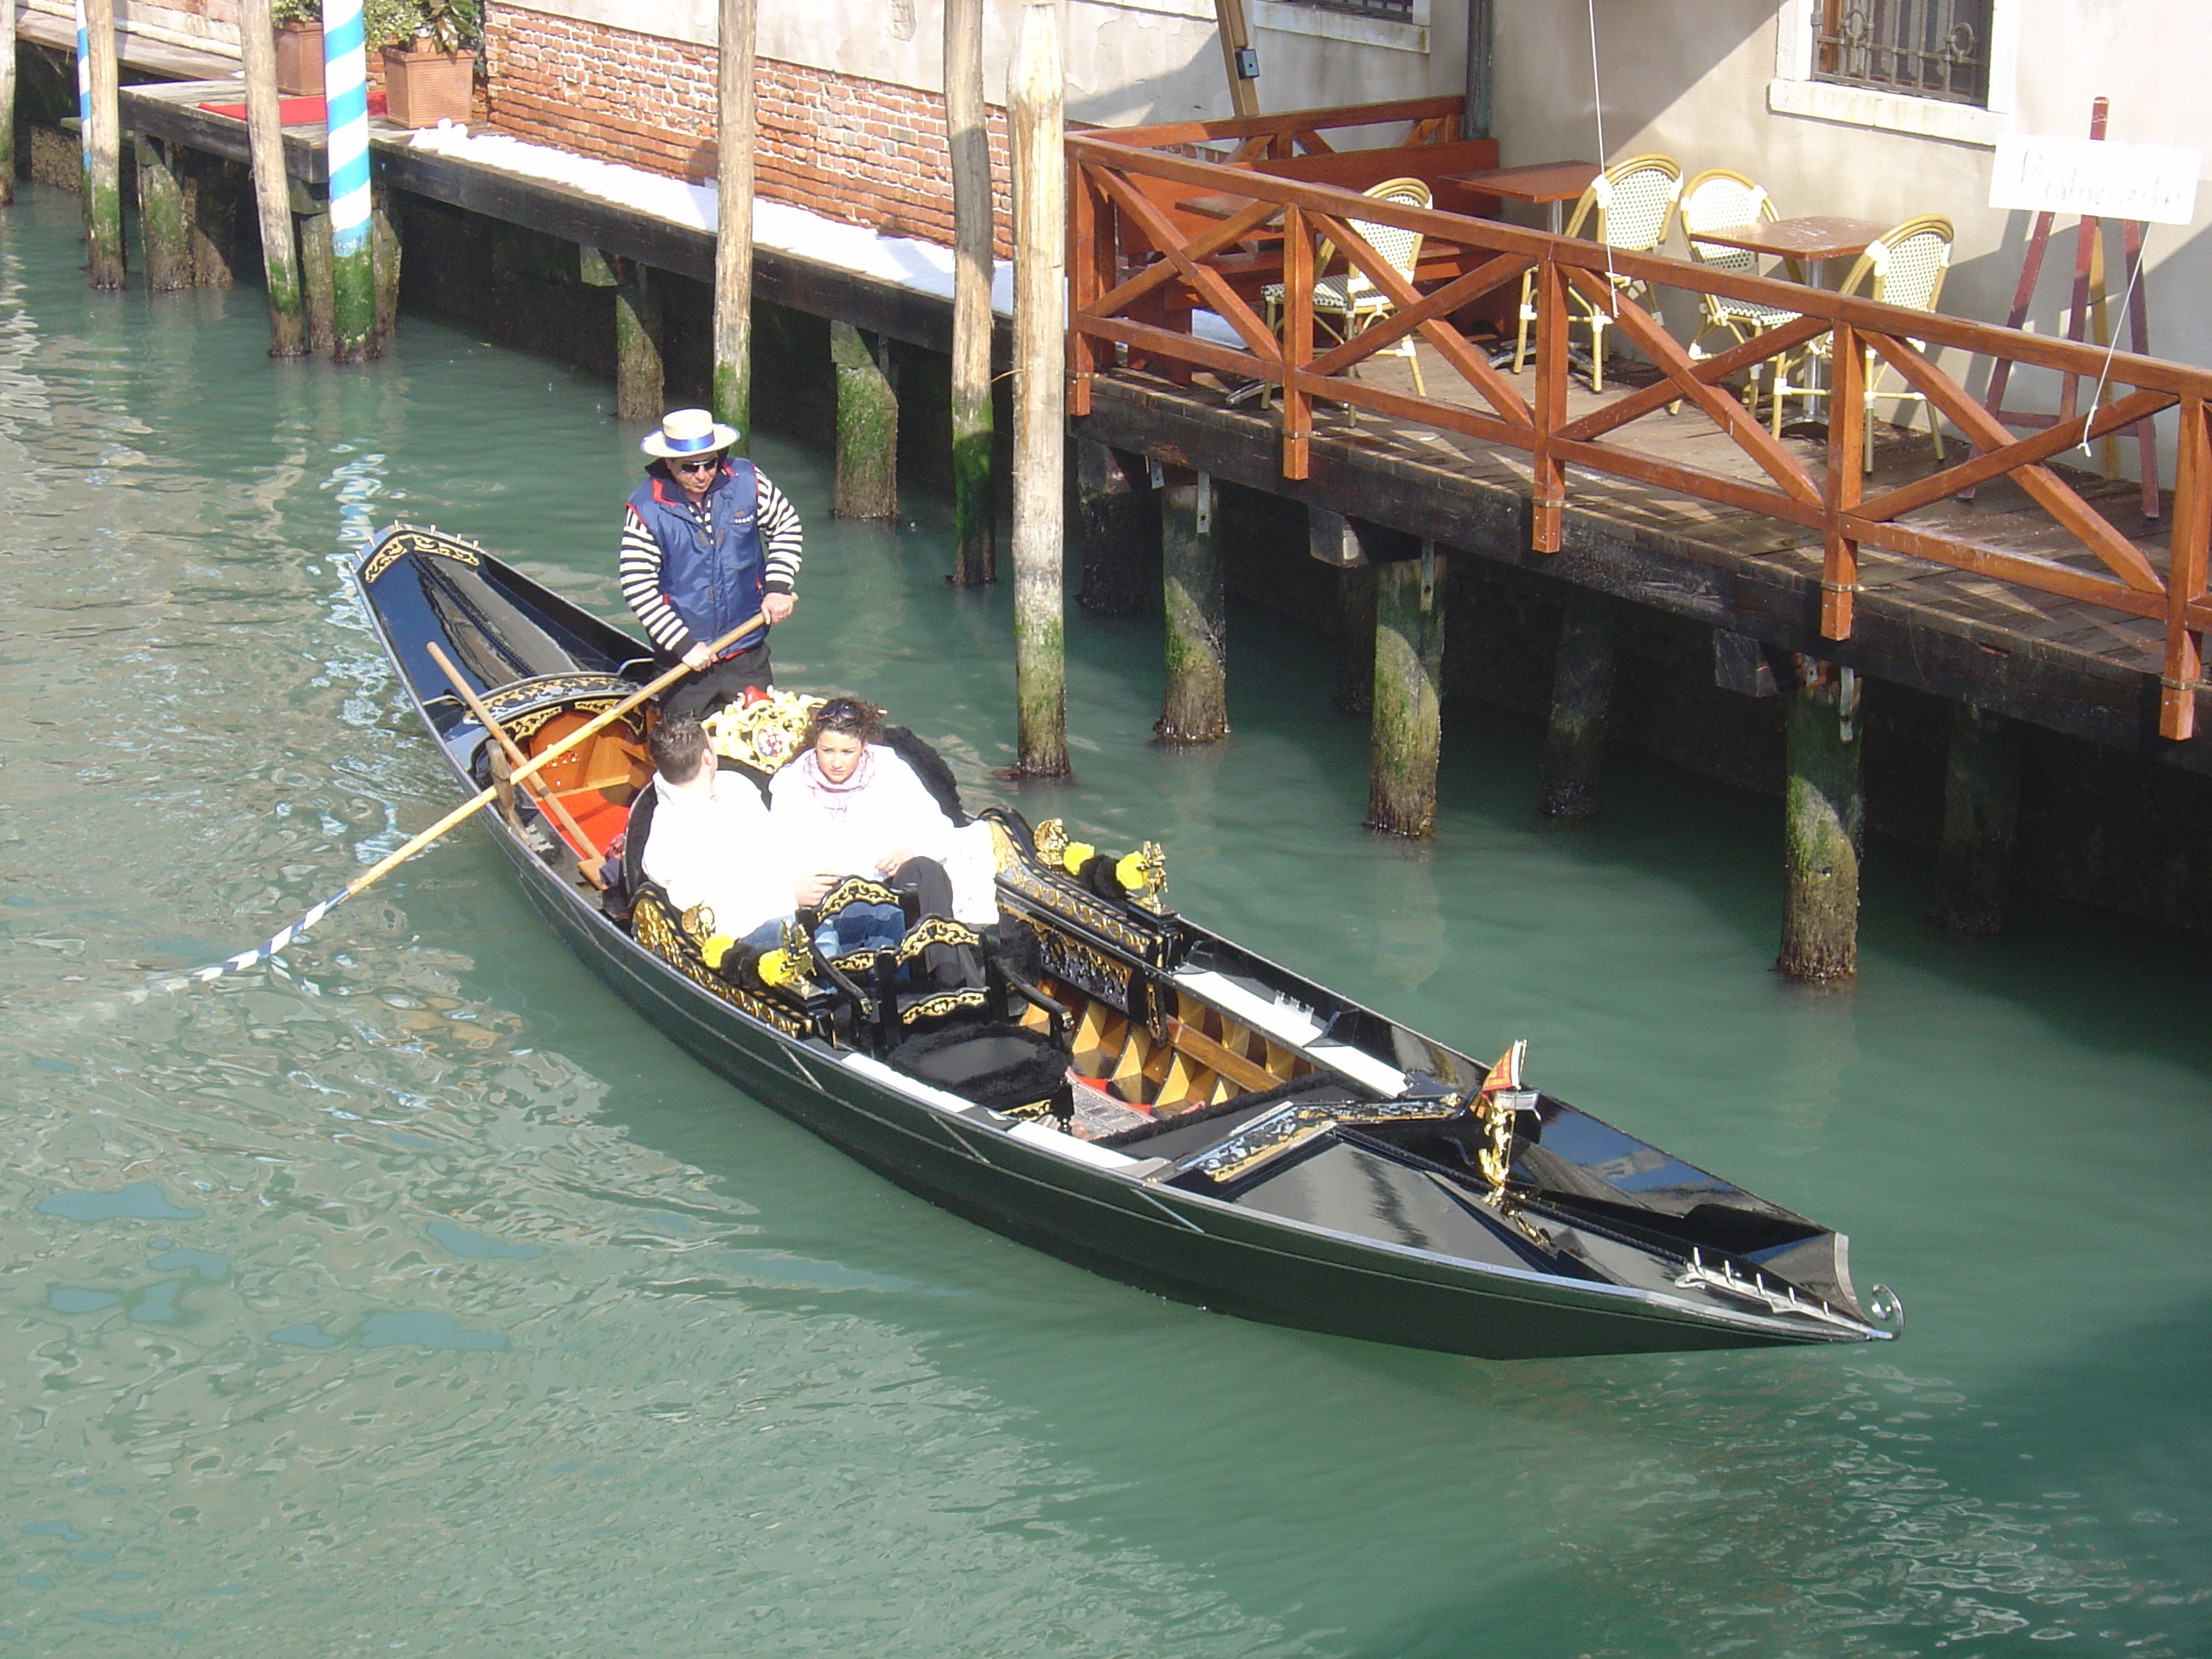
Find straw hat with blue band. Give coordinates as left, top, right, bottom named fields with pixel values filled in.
left=642, top=407, right=742, bottom=460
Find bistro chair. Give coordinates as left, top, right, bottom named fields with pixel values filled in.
left=1512, top=153, right=1682, bottom=391
left=1767, top=214, right=1955, bottom=469
left=1675, top=167, right=1802, bottom=416
left=1259, top=176, right=1433, bottom=404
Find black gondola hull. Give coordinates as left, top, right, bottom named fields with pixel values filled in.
left=356, top=526, right=1895, bottom=1361
left=503, top=829, right=1823, bottom=1359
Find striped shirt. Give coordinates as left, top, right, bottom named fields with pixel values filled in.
left=618, top=466, right=804, bottom=656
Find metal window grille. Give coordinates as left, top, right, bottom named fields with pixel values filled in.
left=1277, top=0, right=1416, bottom=22
left=1813, top=0, right=1991, bottom=107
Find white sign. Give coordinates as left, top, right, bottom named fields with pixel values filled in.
left=1989, top=134, right=2202, bottom=225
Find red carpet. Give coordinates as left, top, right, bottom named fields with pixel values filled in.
left=196, top=90, right=387, bottom=124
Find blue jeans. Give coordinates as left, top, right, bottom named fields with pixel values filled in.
left=814, top=900, right=904, bottom=958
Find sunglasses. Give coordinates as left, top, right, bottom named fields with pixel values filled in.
left=670, top=455, right=723, bottom=473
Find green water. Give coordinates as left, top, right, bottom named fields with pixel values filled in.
left=2, top=181, right=2208, bottom=1657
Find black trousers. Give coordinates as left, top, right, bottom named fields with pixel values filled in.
left=661, top=640, right=773, bottom=723
left=885, top=856, right=982, bottom=992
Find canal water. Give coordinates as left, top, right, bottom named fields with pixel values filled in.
left=2, top=179, right=2208, bottom=1657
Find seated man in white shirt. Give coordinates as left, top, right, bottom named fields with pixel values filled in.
left=640, top=715, right=799, bottom=952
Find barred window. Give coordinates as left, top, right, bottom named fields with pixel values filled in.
left=1274, top=0, right=1416, bottom=22
left=1813, top=0, right=1992, bottom=107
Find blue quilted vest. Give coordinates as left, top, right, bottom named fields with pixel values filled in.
left=627, top=458, right=768, bottom=656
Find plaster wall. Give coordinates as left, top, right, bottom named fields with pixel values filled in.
left=1491, top=0, right=2212, bottom=456
left=26, top=0, right=241, bottom=56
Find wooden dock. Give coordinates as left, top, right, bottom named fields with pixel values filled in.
left=108, top=73, right=1004, bottom=362
left=1080, top=357, right=2203, bottom=770
left=1067, top=112, right=2212, bottom=777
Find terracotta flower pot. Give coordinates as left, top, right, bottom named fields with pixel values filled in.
left=274, top=20, right=324, bottom=97
left=380, top=44, right=474, bottom=129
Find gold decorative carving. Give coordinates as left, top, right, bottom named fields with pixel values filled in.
left=899, top=988, right=992, bottom=1024
left=1131, top=841, right=1168, bottom=915
left=630, top=890, right=814, bottom=1037
left=704, top=690, right=825, bottom=774
left=1190, top=1092, right=1468, bottom=1185
left=362, top=528, right=484, bottom=584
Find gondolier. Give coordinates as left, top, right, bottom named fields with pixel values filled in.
left=618, top=408, right=805, bottom=721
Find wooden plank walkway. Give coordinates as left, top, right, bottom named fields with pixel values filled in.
left=1077, top=348, right=2210, bottom=771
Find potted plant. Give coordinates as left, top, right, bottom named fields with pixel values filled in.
left=372, top=0, right=479, bottom=129
left=271, top=0, right=323, bottom=97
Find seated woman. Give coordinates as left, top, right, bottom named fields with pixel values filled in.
left=770, top=696, right=995, bottom=983
left=640, top=715, right=798, bottom=951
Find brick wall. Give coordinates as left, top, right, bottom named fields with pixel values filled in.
left=484, top=7, right=1011, bottom=254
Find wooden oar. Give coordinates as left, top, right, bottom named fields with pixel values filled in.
left=155, top=613, right=766, bottom=992
left=426, top=642, right=608, bottom=890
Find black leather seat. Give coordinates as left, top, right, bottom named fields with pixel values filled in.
left=884, top=1021, right=1073, bottom=1116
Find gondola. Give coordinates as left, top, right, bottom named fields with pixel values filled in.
left=351, top=525, right=1902, bottom=1360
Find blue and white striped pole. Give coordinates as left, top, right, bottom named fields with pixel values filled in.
left=323, top=0, right=377, bottom=359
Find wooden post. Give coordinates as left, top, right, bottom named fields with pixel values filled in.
left=238, top=0, right=306, bottom=353
left=831, top=321, right=897, bottom=519
left=614, top=260, right=665, bottom=422
left=1156, top=467, right=1227, bottom=743
left=1538, top=591, right=1617, bottom=819
left=1778, top=664, right=1862, bottom=982
left=300, top=207, right=337, bottom=357
left=1211, top=0, right=1257, bottom=119
left=135, top=134, right=191, bottom=290
left=81, top=0, right=123, bottom=288
left=1008, top=0, right=1068, bottom=777
left=1368, top=545, right=1447, bottom=836
left=1311, top=508, right=1382, bottom=713
left=0, top=0, right=19, bottom=208
left=370, top=176, right=399, bottom=338
left=322, top=0, right=375, bottom=361
left=1929, top=701, right=2020, bottom=936
left=944, top=0, right=995, bottom=585
left=182, top=150, right=238, bottom=288
left=1335, top=564, right=1376, bottom=714
left=712, top=0, right=754, bottom=445
left=1074, top=439, right=1153, bottom=614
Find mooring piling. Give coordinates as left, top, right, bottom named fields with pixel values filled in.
left=614, top=259, right=665, bottom=421
left=1778, top=663, right=1864, bottom=982
left=1538, top=591, right=1618, bottom=820
left=1335, top=564, right=1377, bottom=716
left=1156, top=466, right=1228, bottom=743
left=236, top=0, right=307, bottom=353
left=1930, top=701, right=2021, bottom=936
left=135, top=133, right=190, bottom=290
left=371, top=177, right=399, bottom=336
left=81, top=0, right=123, bottom=288
left=831, top=321, right=898, bottom=519
left=712, top=0, right=754, bottom=444
left=1008, top=0, right=1068, bottom=777
left=322, top=0, right=375, bottom=360
left=1309, top=507, right=1376, bottom=714
left=1368, top=544, right=1447, bottom=837
left=300, top=205, right=336, bottom=356
left=943, top=0, right=994, bottom=585
left=1074, top=439, right=1153, bottom=614
left=1, top=3, right=20, bottom=208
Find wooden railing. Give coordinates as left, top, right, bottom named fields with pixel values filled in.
left=1085, top=94, right=1466, bottom=163
left=1067, top=120, right=2212, bottom=742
